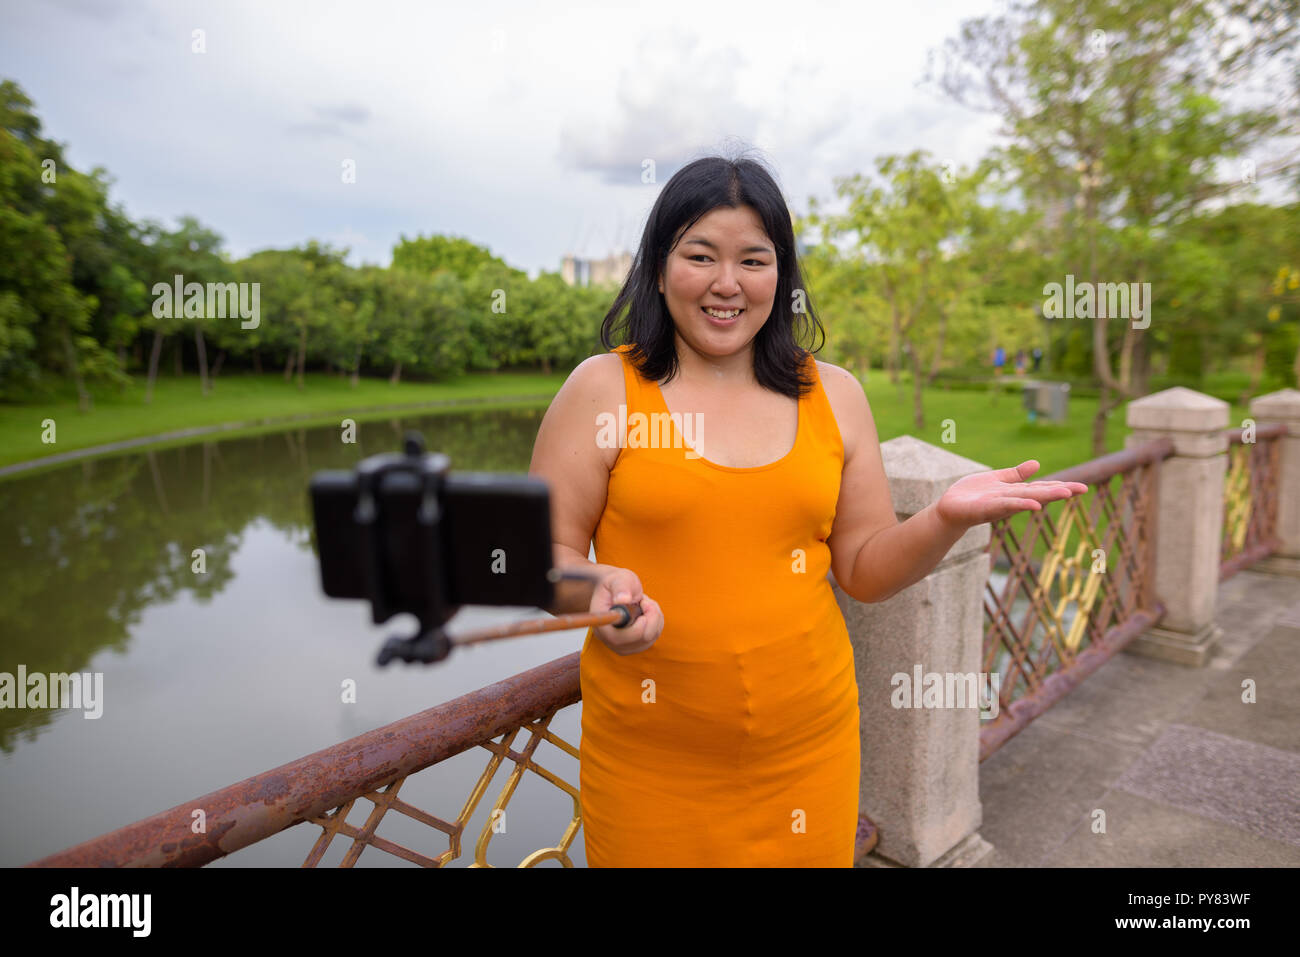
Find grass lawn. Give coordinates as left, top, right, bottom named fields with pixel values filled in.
left=862, top=372, right=1255, bottom=477
left=0, top=369, right=571, bottom=470
left=1, top=366, right=1258, bottom=485
left=1, top=363, right=1267, bottom=582
left=858, top=372, right=1257, bottom=564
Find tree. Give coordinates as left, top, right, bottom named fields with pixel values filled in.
left=460, top=259, right=533, bottom=370
left=0, top=79, right=133, bottom=406
left=808, top=151, right=992, bottom=429
left=928, top=0, right=1300, bottom=453
left=391, top=234, right=511, bottom=281
left=137, top=216, right=231, bottom=400
left=797, top=238, right=890, bottom=378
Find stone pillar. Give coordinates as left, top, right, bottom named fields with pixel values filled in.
left=830, top=436, right=994, bottom=868
left=1123, top=387, right=1228, bottom=666
left=1249, top=389, right=1300, bottom=577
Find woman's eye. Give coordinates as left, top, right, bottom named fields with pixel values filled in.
left=689, top=255, right=767, bottom=266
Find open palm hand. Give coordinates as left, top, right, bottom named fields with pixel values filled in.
left=936, top=460, right=1088, bottom=529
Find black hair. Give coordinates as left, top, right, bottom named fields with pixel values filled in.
left=599, top=147, right=826, bottom=398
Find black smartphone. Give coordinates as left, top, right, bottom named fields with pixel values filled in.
left=309, top=467, right=554, bottom=620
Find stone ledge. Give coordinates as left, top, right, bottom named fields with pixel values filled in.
left=1123, top=622, right=1222, bottom=667
left=856, top=831, right=995, bottom=868
left=1251, top=555, right=1300, bottom=579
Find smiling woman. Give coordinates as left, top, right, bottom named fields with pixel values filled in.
left=530, top=149, right=867, bottom=867
left=527, top=147, right=1086, bottom=868
left=600, top=151, right=822, bottom=404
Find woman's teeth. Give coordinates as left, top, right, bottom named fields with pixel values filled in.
left=703, top=307, right=743, bottom=318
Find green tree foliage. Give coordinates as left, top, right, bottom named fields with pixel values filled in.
left=797, top=222, right=891, bottom=379
left=4, top=32, right=1298, bottom=418
left=0, top=79, right=135, bottom=405
left=806, top=152, right=1016, bottom=429
left=391, top=233, right=512, bottom=280
left=138, top=215, right=233, bottom=399
left=927, top=0, right=1300, bottom=451
left=0, top=78, right=612, bottom=404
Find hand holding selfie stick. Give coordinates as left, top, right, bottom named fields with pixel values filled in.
left=441, top=568, right=642, bottom=646
left=376, top=569, right=642, bottom=664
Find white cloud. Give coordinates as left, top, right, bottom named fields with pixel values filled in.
left=2, top=0, right=1004, bottom=276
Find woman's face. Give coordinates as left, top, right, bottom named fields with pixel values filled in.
left=658, top=204, right=779, bottom=360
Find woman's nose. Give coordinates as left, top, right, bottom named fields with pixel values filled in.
left=711, top=271, right=741, bottom=295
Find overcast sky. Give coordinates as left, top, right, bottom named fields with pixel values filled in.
left=2, top=0, right=1005, bottom=277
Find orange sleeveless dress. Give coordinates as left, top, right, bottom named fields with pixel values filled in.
left=578, top=344, right=861, bottom=867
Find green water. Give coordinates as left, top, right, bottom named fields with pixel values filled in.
left=0, top=406, right=589, bottom=867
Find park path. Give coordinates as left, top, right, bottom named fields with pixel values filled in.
left=974, top=566, right=1300, bottom=866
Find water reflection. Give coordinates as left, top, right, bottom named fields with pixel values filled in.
left=0, top=404, right=590, bottom=866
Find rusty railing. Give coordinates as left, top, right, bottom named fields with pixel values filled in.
left=29, top=638, right=880, bottom=867
left=30, top=653, right=585, bottom=868
left=1220, top=423, right=1286, bottom=579
left=979, top=437, right=1171, bottom=760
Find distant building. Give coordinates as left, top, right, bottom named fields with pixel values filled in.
left=561, top=251, right=633, bottom=287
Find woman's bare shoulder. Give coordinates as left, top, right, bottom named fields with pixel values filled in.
left=814, top=358, right=859, bottom=388
left=814, top=360, right=871, bottom=460
left=566, top=352, right=624, bottom=405
left=544, top=353, right=626, bottom=466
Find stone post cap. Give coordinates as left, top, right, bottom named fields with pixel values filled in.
left=1250, top=388, right=1300, bottom=428
left=879, top=435, right=991, bottom=558
left=881, top=435, right=991, bottom=512
left=1125, top=387, right=1229, bottom=457
left=1125, top=386, right=1229, bottom=432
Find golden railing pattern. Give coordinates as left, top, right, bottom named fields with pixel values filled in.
left=27, top=652, right=587, bottom=868
left=30, top=641, right=882, bottom=867
left=302, top=708, right=582, bottom=868
left=1220, top=425, right=1284, bottom=578
left=979, top=439, right=1170, bottom=761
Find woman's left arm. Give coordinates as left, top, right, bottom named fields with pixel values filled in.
left=820, top=364, right=1087, bottom=604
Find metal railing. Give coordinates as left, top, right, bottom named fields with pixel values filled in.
left=979, top=438, right=1170, bottom=761
left=30, top=642, right=881, bottom=867
left=1220, top=423, right=1286, bottom=579
left=977, top=421, right=1287, bottom=761
left=30, top=653, right=584, bottom=868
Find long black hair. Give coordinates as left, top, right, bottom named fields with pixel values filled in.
left=599, top=148, right=826, bottom=399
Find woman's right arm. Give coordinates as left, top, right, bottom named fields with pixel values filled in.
left=528, top=354, right=663, bottom=652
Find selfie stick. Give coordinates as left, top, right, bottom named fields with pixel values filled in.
left=375, top=563, right=643, bottom=664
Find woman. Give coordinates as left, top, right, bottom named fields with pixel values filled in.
left=528, top=152, right=1086, bottom=867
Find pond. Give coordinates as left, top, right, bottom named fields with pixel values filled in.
left=0, top=405, right=593, bottom=867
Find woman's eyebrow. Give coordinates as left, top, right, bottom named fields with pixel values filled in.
left=682, top=237, right=774, bottom=254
